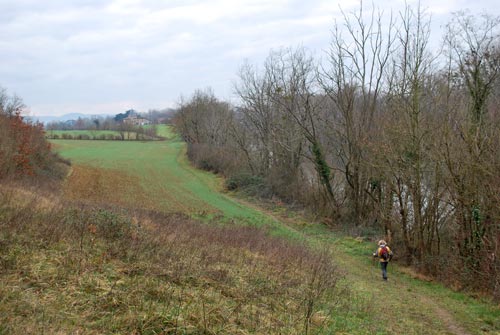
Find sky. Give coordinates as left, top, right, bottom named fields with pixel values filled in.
left=0, top=0, right=499, bottom=117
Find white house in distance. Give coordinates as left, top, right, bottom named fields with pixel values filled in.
left=123, top=114, right=151, bottom=126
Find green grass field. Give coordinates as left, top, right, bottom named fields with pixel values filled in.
left=52, top=126, right=281, bottom=229
left=49, top=125, right=500, bottom=334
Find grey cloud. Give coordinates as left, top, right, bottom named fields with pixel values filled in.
left=0, top=0, right=499, bottom=116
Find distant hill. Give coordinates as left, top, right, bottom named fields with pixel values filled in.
left=27, top=113, right=111, bottom=124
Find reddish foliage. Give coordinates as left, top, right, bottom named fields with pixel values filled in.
left=0, top=111, right=55, bottom=178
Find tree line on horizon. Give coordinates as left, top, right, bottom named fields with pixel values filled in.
left=44, top=109, right=175, bottom=141
left=173, top=5, right=500, bottom=296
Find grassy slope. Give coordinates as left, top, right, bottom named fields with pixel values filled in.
left=51, top=125, right=500, bottom=335
left=0, top=189, right=340, bottom=334
left=53, top=130, right=282, bottom=229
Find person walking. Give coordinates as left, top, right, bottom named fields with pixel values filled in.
left=373, top=240, right=393, bottom=281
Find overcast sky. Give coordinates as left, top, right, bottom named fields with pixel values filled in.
left=1, top=0, right=498, bottom=116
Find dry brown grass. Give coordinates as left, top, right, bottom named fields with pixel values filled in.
left=0, top=183, right=341, bottom=334
left=398, top=266, right=435, bottom=282
left=64, top=165, right=152, bottom=210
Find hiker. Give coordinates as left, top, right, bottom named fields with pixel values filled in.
left=373, top=240, right=393, bottom=281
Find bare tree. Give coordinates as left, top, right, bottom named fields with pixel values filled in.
left=263, top=47, right=337, bottom=211
left=172, top=89, right=239, bottom=174
left=320, top=2, right=395, bottom=223
left=235, top=62, right=276, bottom=176
left=235, top=55, right=307, bottom=197
left=0, top=87, right=25, bottom=117
left=442, top=12, right=500, bottom=284
left=381, top=5, right=449, bottom=264
left=446, top=12, right=500, bottom=128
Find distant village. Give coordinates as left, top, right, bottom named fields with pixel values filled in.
left=122, top=114, right=151, bottom=126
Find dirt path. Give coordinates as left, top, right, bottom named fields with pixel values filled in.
left=231, top=196, right=482, bottom=334
left=419, top=296, right=471, bottom=335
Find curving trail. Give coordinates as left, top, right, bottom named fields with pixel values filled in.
left=51, top=127, right=500, bottom=335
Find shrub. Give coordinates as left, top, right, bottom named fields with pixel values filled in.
left=90, top=209, right=133, bottom=240
left=61, top=133, right=73, bottom=140
left=226, top=173, right=263, bottom=191
left=0, top=108, right=65, bottom=180
left=188, top=143, right=246, bottom=176
left=77, top=134, right=90, bottom=140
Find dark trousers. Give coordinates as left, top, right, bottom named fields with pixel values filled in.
left=380, top=261, right=388, bottom=280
